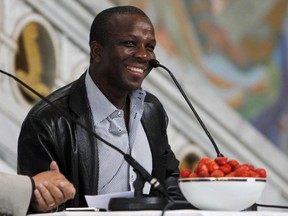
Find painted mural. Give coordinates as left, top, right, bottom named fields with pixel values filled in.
left=117, top=0, right=288, bottom=154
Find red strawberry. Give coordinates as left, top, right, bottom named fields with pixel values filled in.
left=249, top=170, right=260, bottom=177
left=180, top=168, right=191, bottom=178
left=255, top=168, right=267, bottom=178
left=215, top=157, right=228, bottom=166
left=199, top=157, right=213, bottom=165
left=242, top=163, right=255, bottom=171
left=207, top=161, right=220, bottom=173
left=189, top=172, right=198, bottom=178
left=195, top=162, right=208, bottom=174
left=235, top=166, right=250, bottom=177
left=228, top=159, right=240, bottom=171
left=225, top=171, right=235, bottom=177
left=220, top=164, right=232, bottom=174
left=211, top=169, right=224, bottom=177
left=198, top=170, right=210, bottom=177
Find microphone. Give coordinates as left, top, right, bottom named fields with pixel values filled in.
left=0, top=69, right=171, bottom=208
left=149, top=59, right=224, bottom=158
left=149, top=60, right=288, bottom=212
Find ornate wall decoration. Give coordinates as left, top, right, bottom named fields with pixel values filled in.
left=15, top=21, right=57, bottom=103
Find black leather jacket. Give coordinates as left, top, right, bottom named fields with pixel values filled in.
left=17, top=72, right=183, bottom=210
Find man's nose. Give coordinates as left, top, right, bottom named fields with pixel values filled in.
left=135, top=45, right=150, bottom=60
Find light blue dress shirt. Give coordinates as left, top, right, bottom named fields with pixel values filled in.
left=85, top=71, right=152, bottom=195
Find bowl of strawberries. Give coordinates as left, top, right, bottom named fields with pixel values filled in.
left=179, top=157, right=267, bottom=211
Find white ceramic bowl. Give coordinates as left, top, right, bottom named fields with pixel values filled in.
left=179, top=177, right=266, bottom=211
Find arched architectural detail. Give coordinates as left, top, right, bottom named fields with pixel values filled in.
left=9, top=13, right=60, bottom=107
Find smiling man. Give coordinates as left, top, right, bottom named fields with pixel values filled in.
left=17, top=6, right=184, bottom=210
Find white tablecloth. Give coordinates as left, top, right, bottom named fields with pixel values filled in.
left=28, top=209, right=288, bottom=216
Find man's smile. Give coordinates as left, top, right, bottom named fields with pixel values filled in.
left=126, top=66, right=145, bottom=74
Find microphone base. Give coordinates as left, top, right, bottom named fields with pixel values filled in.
left=108, top=196, right=168, bottom=211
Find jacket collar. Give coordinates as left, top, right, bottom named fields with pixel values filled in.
left=69, top=72, right=90, bottom=117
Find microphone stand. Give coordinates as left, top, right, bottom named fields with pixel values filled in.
left=149, top=59, right=224, bottom=158
left=149, top=60, right=288, bottom=212
left=0, top=69, right=172, bottom=210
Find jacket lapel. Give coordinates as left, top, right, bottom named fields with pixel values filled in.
left=69, top=72, right=99, bottom=195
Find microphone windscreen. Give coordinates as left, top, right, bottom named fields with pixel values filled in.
left=149, top=59, right=160, bottom=68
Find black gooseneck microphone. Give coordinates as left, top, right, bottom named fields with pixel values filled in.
left=149, top=60, right=288, bottom=212
left=0, top=69, right=171, bottom=208
left=149, top=59, right=224, bottom=158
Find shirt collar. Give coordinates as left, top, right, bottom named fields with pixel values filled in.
left=85, top=70, right=115, bottom=124
left=85, top=70, right=146, bottom=124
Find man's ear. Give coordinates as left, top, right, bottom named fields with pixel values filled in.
left=90, top=41, right=102, bottom=63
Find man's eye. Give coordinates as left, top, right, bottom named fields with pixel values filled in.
left=123, top=41, right=135, bottom=46
left=147, top=45, right=155, bottom=52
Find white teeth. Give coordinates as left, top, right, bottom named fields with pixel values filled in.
left=127, top=66, right=144, bottom=73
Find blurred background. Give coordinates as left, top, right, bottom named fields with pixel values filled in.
left=0, top=0, right=287, bottom=209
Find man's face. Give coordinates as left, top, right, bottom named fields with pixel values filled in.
left=91, top=14, right=156, bottom=93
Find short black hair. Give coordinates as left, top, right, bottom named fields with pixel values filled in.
left=89, top=5, right=149, bottom=45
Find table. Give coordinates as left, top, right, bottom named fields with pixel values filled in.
left=28, top=209, right=288, bottom=216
